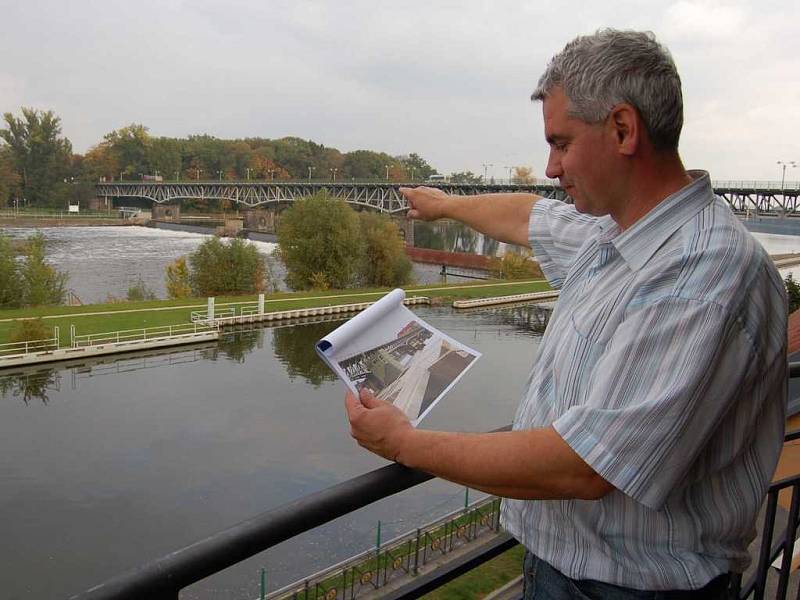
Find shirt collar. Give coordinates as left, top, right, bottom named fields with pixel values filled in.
left=606, top=170, right=714, bottom=271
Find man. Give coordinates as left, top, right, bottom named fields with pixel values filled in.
left=346, top=30, right=787, bottom=599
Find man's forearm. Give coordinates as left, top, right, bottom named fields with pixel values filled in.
left=440, top=193, right=538, bottom=248
left=395, top=426, right=613, bottom=501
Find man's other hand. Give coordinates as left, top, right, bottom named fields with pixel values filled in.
left=400, top=186, right=450, bottom=221
left=345, top=388, right=414, bottom=463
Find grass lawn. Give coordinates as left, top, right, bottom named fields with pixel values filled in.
left=0, top=279, right=552, bottom=345
left=425, top=543, right=524, bottom=600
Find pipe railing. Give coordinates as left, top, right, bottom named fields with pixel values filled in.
left=69, top=367, right=800, bottom=600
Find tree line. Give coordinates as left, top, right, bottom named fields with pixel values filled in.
left=0, top=107, right=537, bottom=209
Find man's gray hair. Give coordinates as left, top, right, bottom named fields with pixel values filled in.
left=532, top=29, right=683, bottom=152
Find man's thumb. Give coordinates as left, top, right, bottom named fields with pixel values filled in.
left=359, top=387, right=382, bottom=408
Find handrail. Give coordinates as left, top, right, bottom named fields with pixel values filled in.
left=68, top=398, right=800, bottom=599
left=69, top=462, right=436, bottom=599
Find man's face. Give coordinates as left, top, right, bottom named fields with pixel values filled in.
left=542, top=87, right=619, bottom=216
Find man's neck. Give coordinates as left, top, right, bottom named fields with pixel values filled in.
left=614, top=153, right=693, bottom=230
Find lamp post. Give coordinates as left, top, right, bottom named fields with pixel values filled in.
left=505, top=165, right=513, bottom=184
left=268, top=169, right=275, bottom=182
left=120, top=171, right=124, bottom=182
left=217, top=170, right=223, bottom=181
left=195, top=168, right=202, bottom=181
left=308, top=166, right=315, bottom=182
left=778, top=161, right=797, bottom=189
left=410, top=167, right=416, bottom=182
left=176, top=170, right=180, bottom=182
left=482, top=163, right=493, bottom=182
left=330, top=168, right=338, bottom=182
left=246, top=167, right=252, bottom=181
left=385, top=164, right=390, bottom=181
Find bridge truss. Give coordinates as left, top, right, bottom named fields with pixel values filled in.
left=94, top=181, right=567, bottom=213
left=95, top=180, right=800, bottom=214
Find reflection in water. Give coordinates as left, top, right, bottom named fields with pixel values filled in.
left=272, top=321, right=340, bottom=387
left=457, top=301, right=553, bottom=336
left=0, top=368, right=61, bottom=404
left=216, top=329, right=263, bottom=363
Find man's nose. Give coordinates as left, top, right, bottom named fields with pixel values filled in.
left=545, top=150, right=562, bottom=180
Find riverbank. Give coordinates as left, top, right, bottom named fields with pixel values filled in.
left=0, top=279, right=551, bottom=346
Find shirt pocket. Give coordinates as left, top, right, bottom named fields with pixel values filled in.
left=552, top=318, right=609, bottom=412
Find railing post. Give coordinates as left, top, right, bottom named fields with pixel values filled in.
left=413, top=528, right=421, bottom=574
left=54, top=326, right=60, bottom=350
left=258, top=293, right=265, bottom=316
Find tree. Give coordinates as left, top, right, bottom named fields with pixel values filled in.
left=786, top=273, right=800, bottom=313
left=188, top=237, right=266, bottom=296
left=449, top=171, right=483, bottom=184
left=165, top=256, right=192, bottom=298
left=277, top=191, right=364, bottom=290
left=512, top=166, right=536, bottom=184
left=0, top=234, right=21, bottom=307
left=0, top=147, right=20, bottom=207
left=399, top=153, right=436, bottom=181
left=358, top=212, right=413, bottom=287
left=1, top=108, right=72, bottom=206
left=104, top=124, right=151, bottom=178
left=18, top=233, right=68, bottom=306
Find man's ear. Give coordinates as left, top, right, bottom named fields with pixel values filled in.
left=609, top=103, right=639, bottom=156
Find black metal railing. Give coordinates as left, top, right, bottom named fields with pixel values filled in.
left=70, top=368, right=800, bottom=600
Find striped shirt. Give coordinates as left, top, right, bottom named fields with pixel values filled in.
left=500, top=171, right=788, bottom=590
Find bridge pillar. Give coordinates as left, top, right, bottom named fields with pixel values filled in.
left=88, top=197, right=111, bottom=212
left=243, top=208, right=278, bottom=233
left=152, top=204, right=180, bottom=222
left=393, top=216, right=414, bottom=246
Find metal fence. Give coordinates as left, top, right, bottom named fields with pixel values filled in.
left=67, top=368, right=800, bottom=600
left=267, top=497, right=501, bottom=600
left=70, top=323, right=216, bottom=347
left=0, top=327, right=59, bottom=358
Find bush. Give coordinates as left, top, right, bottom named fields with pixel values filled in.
left=189, top=237, right=267, bottom=296
left=491, top=249, right=542, bottom=280
left=358, top=212, right=413, bottom=287
left=277, top=191, right=364, bottom=290
left=126, top=275, right=157, bottom=301
left=786, top=273, right=800, bottom=313
left=9, top=318, right=50, bottom=344
left=165, top=256, right=192, bottom=299
left=0, top=232, right=68, bottom=308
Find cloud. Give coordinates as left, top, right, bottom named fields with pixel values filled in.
left=664, top=1, right=746, bottom=38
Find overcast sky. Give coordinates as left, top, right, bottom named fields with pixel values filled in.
left=1, top=0, right=798, bottom=181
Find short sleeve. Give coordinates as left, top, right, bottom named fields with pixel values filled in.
left=529, top=199, right=599, bottom=289
left=552, top=296, right=758, bottom=510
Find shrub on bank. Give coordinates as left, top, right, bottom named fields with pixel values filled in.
left=9, top=318, right=50, bottom=344
left=0, top=232, right=67, bottom=308
left=186, top=237, right=267, bottom=296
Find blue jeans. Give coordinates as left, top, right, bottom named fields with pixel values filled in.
left=522, top=552, right=732, bottom=600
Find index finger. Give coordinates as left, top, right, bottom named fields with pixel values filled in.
left=345, top=389, right=364, bottom=421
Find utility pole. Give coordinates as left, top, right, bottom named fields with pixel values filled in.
left=778, top=160, right=797, bottom=189
left=482, top=163, right=493, bottom=182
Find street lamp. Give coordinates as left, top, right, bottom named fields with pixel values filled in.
left=482, top=163, right=493, bottom=182
left=308, top=166, right=315, bottom=182
left=385, top=164, right=390, bottom=181
left=778, top=161, right=797, bottom=189
left=217, top=170, right=223, bottom=181
left=246, top=167, right=252, bottom=181
left=175, top=170, right=180, bottom=182
left=268, top=169, right=276, bottom=182
left=410, top=167, right=416, bottom=181
left=195, top=168, right=202, bottom=181
left=330, top=167, right=338, bottom=182
left=504, top=165, right=513, bottom=184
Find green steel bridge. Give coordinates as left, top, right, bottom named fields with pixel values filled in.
left=95, top=179, right=800, bottom=215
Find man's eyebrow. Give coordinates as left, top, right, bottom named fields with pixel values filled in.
left=546, top=134, right=568, bottom=145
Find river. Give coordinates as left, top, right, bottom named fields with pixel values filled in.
left=1, top=225, right=798, bottom=599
